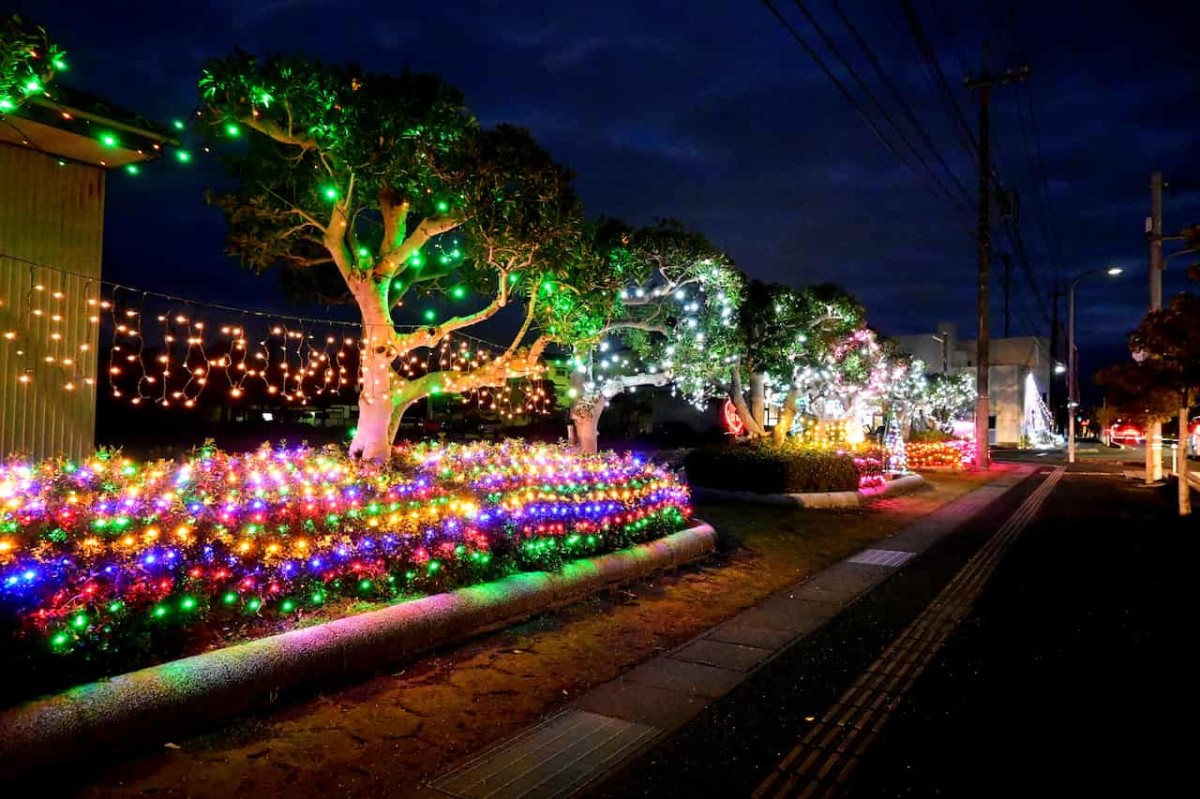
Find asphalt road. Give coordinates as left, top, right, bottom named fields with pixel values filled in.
left=596, top=462, right=1192, bottom=798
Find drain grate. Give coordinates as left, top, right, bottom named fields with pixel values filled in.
left=847, top=548, right=915, bottom=568
left=430, top=709, right=657, bottom=799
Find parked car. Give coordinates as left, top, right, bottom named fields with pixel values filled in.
left=1108, top=424, right=1144, bottom=446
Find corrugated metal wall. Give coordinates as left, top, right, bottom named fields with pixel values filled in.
left=0, top=144, right=105, bottom=460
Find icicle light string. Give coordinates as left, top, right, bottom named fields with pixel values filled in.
left=2, top=255, right=555, bottom=415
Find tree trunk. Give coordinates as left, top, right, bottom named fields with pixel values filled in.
left=749, top=372, right=766, bottom=428
left=571, top=400, right=603, bottom=454
left=1179, top=406, right=1192, bottom=516
left=730, top=367, right=767, bottom=437
left=773, top=387, right=800, bottom=442
left=348, top=284, right=398, bottom=463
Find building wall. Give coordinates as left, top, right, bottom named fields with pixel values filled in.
left=895, top=323, right=1051, bottom=446
left=0, top=145, right=105, bottom=459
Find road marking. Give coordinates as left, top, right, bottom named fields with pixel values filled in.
left=753, top=467, right=1065, bottom=799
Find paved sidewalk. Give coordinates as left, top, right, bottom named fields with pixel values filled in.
left=424, top=467, right=1034, bottom=799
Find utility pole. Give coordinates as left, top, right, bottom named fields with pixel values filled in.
left=965, top=46, right=1028, bottom=469
left=1001, top=253, right=1012, bottom=337
left=1049, top=284, right=1060, bottom=431
left=1146, top=171, right=1164, bottom=483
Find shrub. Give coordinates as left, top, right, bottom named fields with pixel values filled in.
left=684, top=441, right=860, bottom=494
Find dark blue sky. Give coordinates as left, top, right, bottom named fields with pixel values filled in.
left=14, top=0, right=1200, bottom=381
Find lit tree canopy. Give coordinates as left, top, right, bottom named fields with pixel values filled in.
left=549, top=219, right=742, bottom=452
left=0, top=15, right=65, bottom=114
left=725, top=280, right=871, bottom=439
left=916, top=372, right=976, bottom=430
left=199, top=52, right=585, bottom=461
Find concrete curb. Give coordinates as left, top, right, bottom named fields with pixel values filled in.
left=691, top=473, right=927, bottom=508
left=0, top=524, right=717, bottom=776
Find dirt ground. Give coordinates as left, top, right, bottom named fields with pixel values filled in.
left=60, top=470, right=1001, bottom=799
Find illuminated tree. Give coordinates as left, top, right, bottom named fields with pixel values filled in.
left=199, top=53, right=583, bottom=462
left=541, top=220, right=741, bottom=453
left=0, top=15, right=64, bottom=114
left=916, top=372, right=976, bottom=431
left=1099, top=291, right=1200, bottom=515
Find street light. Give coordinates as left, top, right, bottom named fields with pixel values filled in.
left=1067, top=266, right=1123, bottom=463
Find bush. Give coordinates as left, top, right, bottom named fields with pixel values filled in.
left=684, top=441, right=860, bottom=493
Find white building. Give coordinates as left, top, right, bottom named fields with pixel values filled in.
left=893, top=322, right=1054, bottom=446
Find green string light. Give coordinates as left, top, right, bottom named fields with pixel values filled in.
left=0, top=98, right=14, bottom=112
left=423, top=309, right=437, bottom=322
left=172, top=119, right=186, bottom=131
left=436, top=200, right=449, bottom=213
left=175, top=150, right=192, bottom=163
left=224, top=122, right=241, bottom=137
left=451, top=285, right=467, bottom=299
left=322, top=186, right=339, bottom=202
left=99, top=132, right=118, bottom=148
left=124, top=164, right=139, bottom=175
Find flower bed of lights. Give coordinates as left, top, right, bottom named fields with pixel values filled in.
left=852, top=448, right=886, bottom=489
left=0, top=441, right=690, bottom=692
left=904, top=438, right=976, bottom=470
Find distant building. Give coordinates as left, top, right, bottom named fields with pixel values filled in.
left=1, top=86, right=174, bottom=458
left=893, top=322, right=1053, bottom=446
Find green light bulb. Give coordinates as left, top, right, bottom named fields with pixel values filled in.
left=180, top=596, right=197, bottom=611
left=153, top=605, right=167, bottom=618
left=100, top=132, right=118, bottom=148
left=451, top=285, right=466, bottom=299
left=357, top=246, right=370, bottom=259
left=281, top=599, right=295, bottom=612
left=436, top=200, right=449, bottom=213
left=0, top=98, right=14, bottom=111
left=311, top=592, right=324, bottom=604
left=51, top=633, right=69, bottom=648
left=175, top=149, right=192, bottom=163
left=359, top=579, right=372, bottom=591
left=322, top=186, right=339, bottom=202
left=247, top=598, right=262, bottom=612
left=222, top=592, right=237, bottom=605
left=172, top=119, right=185, bottom=131
left=53, top=58, right=68, bottom=71
left=72, top=613, right=88, bottom=629
left=423, top=309, right=436, bottom=322
left=24, top=78, right=41, bottom=93
left=124, top=164, right=139, bottom=175
left=225, top=122, right=240, bottom=137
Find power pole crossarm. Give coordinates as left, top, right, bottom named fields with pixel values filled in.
left=964, top=47, right=1029, bottom=469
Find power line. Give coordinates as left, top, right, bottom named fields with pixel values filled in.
left=829, top=0, right=973, bottom=206
left=759, top=0, right=974, bottom=221
left=787, top=0, right=972, bottom=212
left=897, top=0, right=979, bottom=164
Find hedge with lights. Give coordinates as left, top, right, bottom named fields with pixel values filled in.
left=0, top=441, right=690, bottom=697
left=904, top=439, right=976, bottom=470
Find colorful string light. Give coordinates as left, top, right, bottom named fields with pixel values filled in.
left=0, top=441, right=691, bottom=658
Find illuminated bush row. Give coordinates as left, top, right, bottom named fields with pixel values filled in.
left=904, top=439, right=976, bottom=469
left=0, top=442, right=691, bottom=656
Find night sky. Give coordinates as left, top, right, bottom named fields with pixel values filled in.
left=12, top=0, right=1200, bottom=387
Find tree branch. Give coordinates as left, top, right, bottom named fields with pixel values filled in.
left=375, top=211, right=465, bottom=280
left=599, top=321, right=669, bottom=336
left=503, top=293, right=539, bottom=360
left=238, top=112, right=317, bottom=151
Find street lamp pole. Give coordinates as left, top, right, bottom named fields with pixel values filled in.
left=1066, top=266, right=1123, bottom=464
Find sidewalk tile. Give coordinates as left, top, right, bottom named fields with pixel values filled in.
left=624, top=658, right=744, bottom=699
left=705, top=622, right=796, bottom=650
left=671, top=638, right=772, bottom=672
left=736, top=597, right=840, bottom=634
left=573, top=680, right=706, bottom=729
